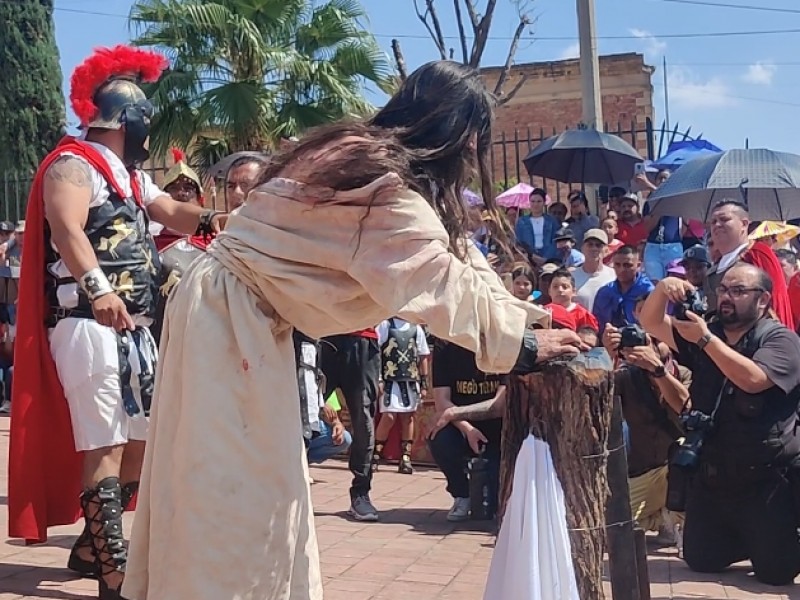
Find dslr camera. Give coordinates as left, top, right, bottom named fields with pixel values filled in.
left=673, top=290, right=708, bottom=321
left=666, top=410, right=715, bottom=511
left=618, top=324, right=648, bottom=349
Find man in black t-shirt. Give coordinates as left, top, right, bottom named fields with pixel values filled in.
left=428, top=339, right=506, bottom=522
left=640, top=263, right=800, bottom=586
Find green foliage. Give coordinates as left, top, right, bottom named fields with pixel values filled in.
left=0, top=0, right=66, bottom=175
left=130, top=0, right=393, bottom=170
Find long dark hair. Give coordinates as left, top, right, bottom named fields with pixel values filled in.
left=260, top=61, right=507, bottom=257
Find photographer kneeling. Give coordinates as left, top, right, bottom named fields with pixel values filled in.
left=640, top=263, right=800, bottom=586
left=602, top=320, right=690, bottom=543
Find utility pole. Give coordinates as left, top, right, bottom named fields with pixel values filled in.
left=577, top=0, right=604, bottom=211
left=577, top=0, right=603, bottom=130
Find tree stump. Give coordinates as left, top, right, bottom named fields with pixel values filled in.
left=500, top=349, right=615, bottom=600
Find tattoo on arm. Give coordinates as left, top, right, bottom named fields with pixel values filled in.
left=447, top=398, right=503, bottom=422
left=45, top=156, right=92, bottom=188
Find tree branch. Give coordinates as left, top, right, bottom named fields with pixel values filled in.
left=468, top=0, right=498, bottom=68
left=413, top=0, right=448, bottom=60
left=493, top=14, right=531, bottom=97
left=463, top=0, right=480, bottom=30
left=391, top=39, right=408, bottom=81
left=498, top=73, right=529, bottom=106
left=453, top=0, right=469, bottom=64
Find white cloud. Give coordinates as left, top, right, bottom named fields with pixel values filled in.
left=558, top=42, right=581, bottom=60
left=667, top=68, right=736, bottom=109
left=629, top=28, right=667, bottom=59
left=742, top=61, right=777, bottom=85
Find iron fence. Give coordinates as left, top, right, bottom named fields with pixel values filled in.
left=490, top=117, right=696, bottom=203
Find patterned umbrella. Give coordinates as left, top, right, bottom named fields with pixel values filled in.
left=523, top=128, right=643, bottom=184
left=748, top=221, right=800, bottom=246
left=496, top=183, right=535, bottom=208
left=646, top=148, right=800, bottom=222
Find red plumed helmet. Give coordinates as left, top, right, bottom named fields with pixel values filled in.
left=70, top=45, right=168, bottom=128
left=171, top=147, right=186, bottom=163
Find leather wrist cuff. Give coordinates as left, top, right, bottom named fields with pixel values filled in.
left=511, top=329, right=539, bottom=374
left=195, top=210, right=222, bottom=238
left=80, top=268, right=114, bottom=301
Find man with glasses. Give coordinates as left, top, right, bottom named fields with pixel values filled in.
left=640, top=263, right=800, bottom=586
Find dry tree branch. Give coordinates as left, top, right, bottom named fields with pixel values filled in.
left=493, top=13, right=532, bottom=97
left=468, top=0, right=498, bottom=68
left=453, top=0, right=470, bottom=64
left=413, top=0, right=448, bottom=60
left=391, top=39, right=408, bottom=81
left=498, top=73, right=529, bottom=105
left=463, top=0, right=481, bottom=29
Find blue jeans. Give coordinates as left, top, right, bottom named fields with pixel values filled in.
left=307, top=421, right=353, bottom=465
left=644, top=242, right=684, bottom=281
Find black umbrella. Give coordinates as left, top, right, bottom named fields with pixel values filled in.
left=522, top=128, right=643, bottom=184
left=645, top=148, right=800, bottom=222
left=208, top=151, right=270, bottom=178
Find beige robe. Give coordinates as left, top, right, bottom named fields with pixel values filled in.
left=122, top=173, right=549, bottom=600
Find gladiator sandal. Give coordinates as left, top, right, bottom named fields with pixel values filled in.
left=68, top=481, right=138, bottom=579
left=399, top=440, right=414, bottom=475
left=371, top=441, right=387, bottom=473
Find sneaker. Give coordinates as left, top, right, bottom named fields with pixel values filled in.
left=0, top=401, right=10, bottom=415
left=348, top=495, right=379, bottom=522
left=447, top=497, right=471, bottom=522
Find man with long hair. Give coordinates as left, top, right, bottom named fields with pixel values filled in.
left=122, top=61, right=584, bottom=600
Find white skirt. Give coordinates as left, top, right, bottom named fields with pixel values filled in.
left=379, top=380, right=421, bottom=413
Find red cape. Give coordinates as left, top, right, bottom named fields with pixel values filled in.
left=741, top=241, right=795, bottom=331
left=8, top=138, right=132, bottom=542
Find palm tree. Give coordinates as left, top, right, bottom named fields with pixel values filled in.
left=129, top=0, right=393, bottom=172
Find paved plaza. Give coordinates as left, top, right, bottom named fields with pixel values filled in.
left=0, top=418, right=798, bottom=599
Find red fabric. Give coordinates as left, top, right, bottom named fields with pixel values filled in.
left=545, top=304, right=577, bottom=331
left=154, top=229, right=183, bottom=251
left=567, top=303, right=599, bottom=332
left=617, top=220, right=649, bottom=247
left=603, top=239, right=624, bottom=264
left=349, top=328, right=378, bottom=339
left=788, top=272, right=800, bottom=333
left=8, top=138, right=129, bottom=542
left=741, top=241, right=795, bottom=330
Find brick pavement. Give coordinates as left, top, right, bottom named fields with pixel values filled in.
left=0, top=416, right=798, bottom=599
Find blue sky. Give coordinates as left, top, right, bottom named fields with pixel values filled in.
left=52, top=0, right=800, bottom=154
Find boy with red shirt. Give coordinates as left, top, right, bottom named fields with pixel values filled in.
left=547, top=268, right=599, bottom=332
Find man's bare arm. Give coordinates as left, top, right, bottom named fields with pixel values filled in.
left=441, top=385, right=507, bottom=422
left=147, top=194, right=208, bottom=234
left=43, top=156, right=101, bottom=280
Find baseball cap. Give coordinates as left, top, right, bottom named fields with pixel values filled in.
left=620, top=193, right=640, bottom=205
left=583, top=228, right=609, bottom=245
left=15, top=220, right=25, bottom=233
left=540, top=263, right=560, bottom=275
left=681, top=244, right=711, bottom=266
left=0, top=222, right=14, bottom=233
left=554, top=227, right=576, bottom=242
left=666, top=259, right=686, bottom=276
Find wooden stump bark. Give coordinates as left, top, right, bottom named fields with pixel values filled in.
left=500, top=350, right=615, bottom=600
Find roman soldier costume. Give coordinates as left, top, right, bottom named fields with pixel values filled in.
left=151, top=150, right=214, bottom=343
left=7, top=45, right=168, bottom=600
left=373, top=318, right=429, bottom=474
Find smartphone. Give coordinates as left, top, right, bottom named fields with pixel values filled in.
left=634, top=162, right=646, bottom=176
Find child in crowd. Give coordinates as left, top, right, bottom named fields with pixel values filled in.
left=510, top=264, right=541, bottom=303
left=535, top=262, right=561, bottom=305
left=548, top=201, right=568, bottom=226
left=547, top=268, right=599, bottom=331
left=602, top=217, right=623, bottom=264
left=554, top=228, right=585, bottom=268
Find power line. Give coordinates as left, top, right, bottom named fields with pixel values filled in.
left=657, top=0, right=800, bottom=14
left=50, top=6, right=800, bottom=41
left=652, top=82, right=800, bottom=108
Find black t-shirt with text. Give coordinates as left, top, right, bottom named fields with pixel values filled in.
left=432, top=340, right=508, bottom=446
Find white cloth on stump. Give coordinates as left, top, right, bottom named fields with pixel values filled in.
left=483, top=435, right=579, bottom=600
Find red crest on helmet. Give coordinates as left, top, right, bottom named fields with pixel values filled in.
left=70, top=45, right=167, bottom=127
